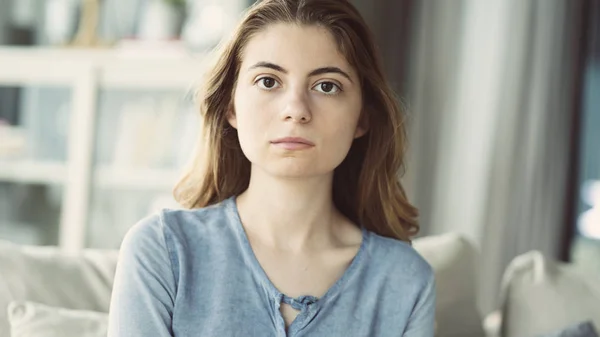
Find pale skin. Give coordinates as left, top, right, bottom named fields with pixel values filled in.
left=228, top=23, right=367, bottom=329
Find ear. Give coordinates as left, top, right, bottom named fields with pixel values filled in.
left=226, top=105, right=238, bottom=129
left=354, top=110, right=369, bottom=138
left=354, top=125, right=368, bottom=138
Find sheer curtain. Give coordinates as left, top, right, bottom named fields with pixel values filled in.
left=476, top=0, right=587, bottom=314
left=364, top=0, right=588, bottom=314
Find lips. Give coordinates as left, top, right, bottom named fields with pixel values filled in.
left=271, top=137, right=314, bottom=145
left=270, top=137, right=315, bottom=150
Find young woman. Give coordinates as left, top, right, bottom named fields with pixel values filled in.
left=107, top=0, right=436, bottom=336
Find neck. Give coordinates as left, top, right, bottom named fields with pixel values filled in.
left=235, top=167, right=340, bottom=252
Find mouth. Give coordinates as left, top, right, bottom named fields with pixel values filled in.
left=270, top=137, right=315, bottom=150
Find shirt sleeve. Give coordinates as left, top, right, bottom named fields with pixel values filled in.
left=107, top=212, right=177, bottom=337
left=402, top=268, right=437, bottom=337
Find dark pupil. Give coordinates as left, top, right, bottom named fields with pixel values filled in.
left=321, top=83, right=334, bottom=92
left=263, top=78, right=275, bottom=88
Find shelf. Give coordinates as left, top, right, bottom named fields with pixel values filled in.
left=0, top=160, right=180, bottom=190
left=0, top=47, right=210, bottom=89
left=94, top=166, right=181, bottom=190
left=0, top=160, right=66, bottom=185
left=0, top=46, right=202, bottom=252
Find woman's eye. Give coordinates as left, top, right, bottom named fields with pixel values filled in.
left=313, top=82, right=341, bottom=95
left=256, top=77, right=280, bottom=90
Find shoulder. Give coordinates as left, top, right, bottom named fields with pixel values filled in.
left=366, top=235, right=437, bottom=333
left=121, top=198, right=235, bottom=254
left=366, top=232, right=434, bottom=286
left=119, top=211, right=166, bottom=253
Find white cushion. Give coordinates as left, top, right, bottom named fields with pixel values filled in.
left=0, top=240, right=118, bottom=337
left=499, top=251, right=600, bottom=337
left=8, top=301, right=108, bottom=337
left=413, top=233, right=484, bottom=337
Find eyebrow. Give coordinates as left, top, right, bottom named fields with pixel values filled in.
left=248, top=62, right=353, bottom=83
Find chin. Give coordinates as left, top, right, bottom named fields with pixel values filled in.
left=267, top=166, right=320, bottom=178
left=261, top=161, right=333, bottom=179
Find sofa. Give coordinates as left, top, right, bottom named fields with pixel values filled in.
left=0, top=233, right=599, bottom=337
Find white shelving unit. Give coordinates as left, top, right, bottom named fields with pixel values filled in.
left=0, top=46, right=209, bottom=253
left=0, top=160, right=66, bottom=185
left=94, top=166, right=181, bottom=190
left=0, top=161, right=181, bottom=189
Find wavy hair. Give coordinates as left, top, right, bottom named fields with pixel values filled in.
left=173, top=0, right=419, bottom=242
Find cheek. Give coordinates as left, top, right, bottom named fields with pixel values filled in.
left=323, top=100, right=361, bottom=139
left=319, top=106, right=362, bottom=161
left=233, top=92, right=270, bottom=157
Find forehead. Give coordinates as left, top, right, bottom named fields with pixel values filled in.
left=240, top=23, right=355, bottom=73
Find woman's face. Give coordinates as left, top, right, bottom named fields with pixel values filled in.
left=229, top=23, right=365, bottom=178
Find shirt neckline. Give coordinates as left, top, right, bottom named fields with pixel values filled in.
left=224, top=195, right=369, bottom=310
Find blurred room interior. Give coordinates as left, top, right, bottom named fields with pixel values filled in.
left=0, top=0, right=599, bottom=336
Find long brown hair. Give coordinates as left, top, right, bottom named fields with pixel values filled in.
left=173, top=0, right=419, bottom=242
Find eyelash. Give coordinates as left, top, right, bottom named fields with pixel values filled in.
left=254, top=76, right=343, bottom=95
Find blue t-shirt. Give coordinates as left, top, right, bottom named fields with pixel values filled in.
left=107, top=197, right=435, bottom=337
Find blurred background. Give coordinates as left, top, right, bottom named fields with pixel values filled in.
left=0, top=0, right=598, bottom=323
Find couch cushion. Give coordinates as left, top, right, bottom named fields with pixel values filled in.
left=8, top=301, right=108, bottom=337
left=0, top=240, right=118, bottom=337
left=413, top=233, right=484, bottom=337
left=499, top=251, right=600, bottom=337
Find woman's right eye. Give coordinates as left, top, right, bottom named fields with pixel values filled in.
left=256, top=77, right=280, bottom=90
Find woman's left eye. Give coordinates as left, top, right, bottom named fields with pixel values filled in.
left=313, top=82, right=341, bottom=95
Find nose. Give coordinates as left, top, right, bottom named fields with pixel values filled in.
left=280, top=89, right=312, bottom=124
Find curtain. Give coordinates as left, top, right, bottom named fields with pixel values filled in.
left=367, top=0, right=588, bottom=314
